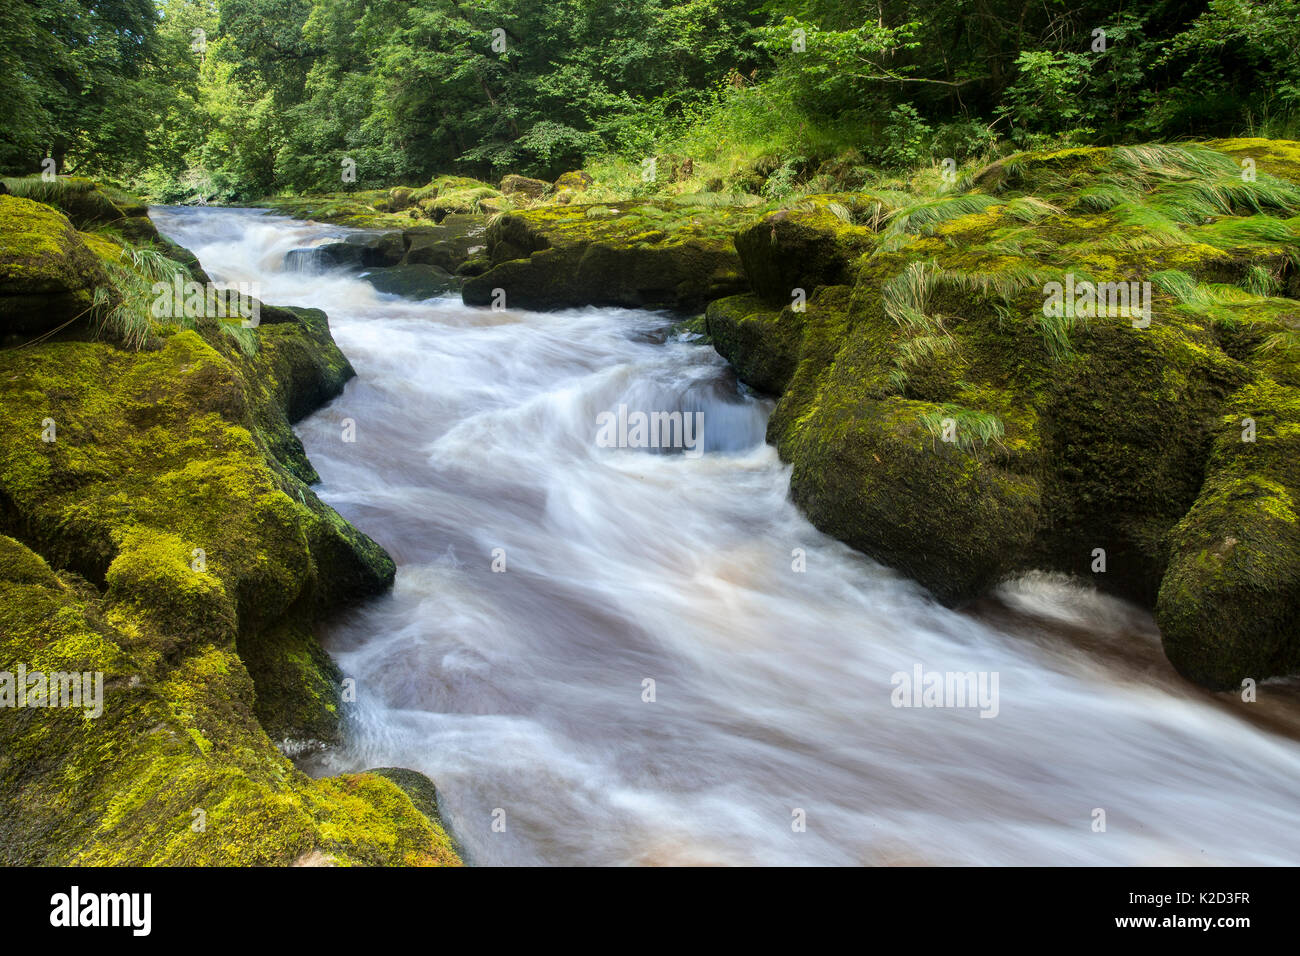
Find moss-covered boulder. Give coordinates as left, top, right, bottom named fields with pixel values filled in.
left=1155, top=313, right=1300, bottom=687
left=732, top=198, right=875, bottom=303
left=0, top=539, right=458, bottom=865
left=553, top=170, right=593, bottom=192
left=500, top=174, right=549, bottom=199
left=0, top=194, right=457, bottom=863
left=709, top=140, right=1300, bottom=687
left=462, top=201, right=751, bottom=311
left=413, top=175, right=502, bottom=222
left=0, top=196, right=111, bottom=338
left=400, top=216, right=485, bottom=273
left=704, top=292, right=808, bottom=394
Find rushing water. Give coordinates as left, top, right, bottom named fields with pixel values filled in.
left=152, top=206, right=1300, bottom=866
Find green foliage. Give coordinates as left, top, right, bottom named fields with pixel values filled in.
left=4, top=0, right=1300, bottom=198
left=882, top=105, right=932, bottom=170
left=918, top=405, right=1006, bottom=453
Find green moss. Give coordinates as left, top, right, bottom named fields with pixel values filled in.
left=0, top=534, right=459, bottom=866
left=714, top=139, right=1300, bottom=674
left=705, top=293, right=804, bottom=394
left=0, top=196, right=111, bottom=338
left=0, top=191, right=449, bottom=863
left=732, top=204, right=874, bottom=304
left=1203, top=138, right=1300, bottom=185
left=463, top=202, right=753, bottom=311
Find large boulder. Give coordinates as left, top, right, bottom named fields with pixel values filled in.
left=704, top=292, right=810, bottom=395
left=0, top=195, right=111, bottom=338
left=499, top=174, right=549, bottom=199
left=400, top=215, right=485, bottom=273
left=361, top=263, right=457, bottom=299
left=708, top=140, right=1300, bottom=687
left=309, top=231, right=406, bottom=269
left=462, top=202, right=750, bottom=311
left=732, top=198, right=874, bottom=303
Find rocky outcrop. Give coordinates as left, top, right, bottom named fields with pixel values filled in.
left=706, top=141, right=1300, bottom=689
left=0, top=190, right=461, bottom=865
left=284, top=216, right=486, bottom=300
left=0, top=196, right=111, bottom=338
left=461, top=202, right=750, bottom=311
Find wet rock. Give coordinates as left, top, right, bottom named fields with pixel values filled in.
left=361, top=263, right=457, bottom=299
left=402, top=215, right=482, bottom=273
left=462, top=202, right=749, bottom=311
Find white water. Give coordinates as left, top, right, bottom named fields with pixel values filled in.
left=153, top=206, right=1300, bottom=866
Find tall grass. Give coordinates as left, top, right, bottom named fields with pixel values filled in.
left=918, top=405, right=1006, bottom=453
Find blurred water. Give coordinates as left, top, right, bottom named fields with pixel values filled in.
left=153, top=205, right=1300, bottom=866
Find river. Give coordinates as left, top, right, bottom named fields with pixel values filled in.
left=152, top=205, right=1300, bottom=866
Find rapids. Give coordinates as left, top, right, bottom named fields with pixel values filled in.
left=152, top=205, right=1300, bottom=866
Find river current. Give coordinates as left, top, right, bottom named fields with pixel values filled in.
left=153, top=206, right=1300, bottom=866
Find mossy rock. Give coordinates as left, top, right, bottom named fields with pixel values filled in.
left=239, top=618, right=344, bottom=751
left=705, top=139, right=1300, bottom=686
left=1156, top=374, right=1300, bottom=687
left=401, top=216, right=485, bottom=273
left=261, top=191, right=423, bottom=230
left=0, top=299, right=381, bottom=743
left=705, top=291, right=811, bottom=394
left=462, top=203, right=752, bottom=311
left=414, top=176, right=502, bottom=222
left=499, top=174, right=549, bottom=198
left=0, top=195, right=111, bottom=338
left=388, top=186, right=416, bottom=211
left=553, top=170, right=593, bottom=192
left=0, top=193, right=451, bottom=863
left=1203, top=138, right=1300, bottom=185
left=733, top=201, right=874, bottom=303
left=368, top=767, right=454, bottom=835
left=0, top=534, right=458, bottom=866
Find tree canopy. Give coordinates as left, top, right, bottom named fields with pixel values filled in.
left=2, top=0, right=1297, bottom=198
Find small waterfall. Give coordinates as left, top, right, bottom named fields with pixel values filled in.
left=283, top=247, right=323, bottom=274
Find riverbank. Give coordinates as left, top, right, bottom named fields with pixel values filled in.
left=0, top=181, right=461, bottom=865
